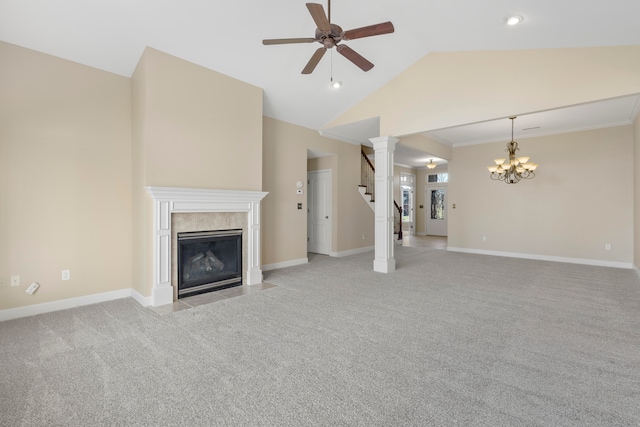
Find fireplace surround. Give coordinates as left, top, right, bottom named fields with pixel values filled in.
left=145, top=187, right=268, bottom=306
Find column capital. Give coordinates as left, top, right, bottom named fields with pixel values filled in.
left=370, top=136, right=399, bottom=151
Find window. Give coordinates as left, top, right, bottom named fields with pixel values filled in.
left=428, top=173, right=448, bottom=183
left=400, top=172, right=415, bottom=224
left=402, top=187, right=412, bottom=221
left=400, top=173, right=415, bottom=185
left=430, top=189, right=445, bottom=220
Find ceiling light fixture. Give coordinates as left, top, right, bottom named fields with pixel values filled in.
left=505, top=14, right=524, bottom=26
left=487, top=117, right=538, bottom=184
left=426, top=159, right=437, bottom=169
left=331, top=80, right=342, bottom=89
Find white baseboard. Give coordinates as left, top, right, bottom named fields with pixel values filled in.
left=415, top=232, right=427, bottom=236
left=447, top=247, right=633, bottom=269
left=0, top=288, right=136, bottom=322
left=131, top=289, right=153, bottom=307
left=633, top=264, right=640, bottom=279
left=330, top=245, right=374, bottom=258
left=262, top=258, right=308, bottom=271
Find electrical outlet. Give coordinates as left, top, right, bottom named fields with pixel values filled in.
left=482, top=236, right=487, bottom=242
left=11, top=275, right=20, bottom=287
left=362, top=234, right=366, bottom=240
left=25, top=282, right=40, bottom=295
left=62, top=270, right=70, bottom=280
left=605, top=244, right=611, bottom=251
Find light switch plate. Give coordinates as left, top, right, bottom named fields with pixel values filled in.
left=26, top=282, right=40, bottom=295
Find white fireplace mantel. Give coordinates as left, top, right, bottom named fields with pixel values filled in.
left=145, top=186, right=268, bottom=306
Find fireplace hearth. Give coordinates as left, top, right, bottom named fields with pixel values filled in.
left=177, top=229, right=242, bottom=297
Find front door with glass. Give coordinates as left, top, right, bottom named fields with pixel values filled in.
left=426, top=186, right=447, bottom=236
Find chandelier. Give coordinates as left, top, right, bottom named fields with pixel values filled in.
left=426, top=159, right=436, bottom=169
left=487, top=116, right=538, bottom=184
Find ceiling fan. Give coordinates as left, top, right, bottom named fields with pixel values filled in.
left=262, top=1, right=394, bottom=74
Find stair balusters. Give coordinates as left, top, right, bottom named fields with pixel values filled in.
left=361, top=149, right=403, bottom=239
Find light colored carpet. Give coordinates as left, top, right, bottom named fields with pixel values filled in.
left=1, top=246, right=639, bottom=426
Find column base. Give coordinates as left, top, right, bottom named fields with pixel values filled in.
left=152, top=285, right=174, bottom=306
left=247, top=267, right=263, bottom=285
left=373, top=258, right=396, bottom=273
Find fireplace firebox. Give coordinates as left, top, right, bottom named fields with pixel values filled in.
left=177, top=229, right=242, bottom=298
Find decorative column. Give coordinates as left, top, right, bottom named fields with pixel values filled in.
left=370, top=136, right=399, bottom=273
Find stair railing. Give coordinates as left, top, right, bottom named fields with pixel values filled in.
left=361, top=149, right=403, bottom=240
left=361, top=149, right=376, bottom=202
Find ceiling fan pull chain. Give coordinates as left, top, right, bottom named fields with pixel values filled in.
left=330, top=49, right=333, bottom=83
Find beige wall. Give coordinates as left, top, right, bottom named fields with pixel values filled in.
left=262, top=117, right=374, bottom=266
left=0, top=42, right=132, bottom=310
left=399, top=134, right=452, bottom=161
left=137, top=48, right=263, bottom=190
left=308, top=156, right=335, bottom=172
left=634, top=115, right=640, bottom=271
left=449, top=126, right=634, bottom=264
left=131, top=48, right=150, bottom=299
left=131, top=48, right=263, bottom=297
left=327, top=47, right=640, bottom=137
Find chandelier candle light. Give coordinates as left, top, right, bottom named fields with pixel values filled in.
left=487, top=116, right=538, bottom=184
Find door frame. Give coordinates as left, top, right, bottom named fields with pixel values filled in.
left=425, top=184, right=448, bottom=237
left=307, top=169, right=332, bottom=255
left=400, top=172, right=416, bottom=236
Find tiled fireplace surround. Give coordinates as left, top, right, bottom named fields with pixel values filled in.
left=145, top=187, right=268, bottom=307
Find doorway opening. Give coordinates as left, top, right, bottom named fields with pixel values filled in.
left=425, top=171, right=448, bottom=237
left=307, top=169, right=332, bottom=255
left=400, top=172, right=415, bottom=236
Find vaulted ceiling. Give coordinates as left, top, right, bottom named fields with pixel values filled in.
left=2, top=0, right=640, bottom=152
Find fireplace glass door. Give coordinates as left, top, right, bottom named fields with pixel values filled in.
left=177, top=229, right=242, bottom=298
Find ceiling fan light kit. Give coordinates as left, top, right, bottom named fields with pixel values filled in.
left=262, top=1, right=394, bottom=75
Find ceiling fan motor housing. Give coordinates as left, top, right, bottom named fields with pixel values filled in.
left=317, top=24, right=344, bottom=48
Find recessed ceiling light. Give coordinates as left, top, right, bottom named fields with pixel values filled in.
left=505, top=14, right=524, bottom=26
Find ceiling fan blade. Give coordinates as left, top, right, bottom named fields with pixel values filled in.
left=262, top=38, right=316, bottom=45
left=343, top=22, right=395, bottom=40
left=336, top=44, right=374, bottom=72
left=302, top=47, right=327, bottom=74
left=306, top=3, right=331, bottom=33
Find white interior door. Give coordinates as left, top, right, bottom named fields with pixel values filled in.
left=426, top=186, right=448, bottom=236
left=307, top=170, right=331, bottom=255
